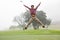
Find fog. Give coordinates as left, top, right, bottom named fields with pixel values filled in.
left=0, top=0, right=60, bottom=30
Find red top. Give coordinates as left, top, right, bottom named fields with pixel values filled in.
left=24, top=3, right=41, bottom=16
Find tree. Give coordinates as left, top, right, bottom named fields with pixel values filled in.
left=12, top=16, right=26, bottom=28
left=12, top=10, right=51, bottom=30
left=23, top=10, right=51, bottom=29
left=45, top=19, right=51, bottom=28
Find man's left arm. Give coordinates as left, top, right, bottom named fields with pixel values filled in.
left=35, top=2, right=41, bottom=10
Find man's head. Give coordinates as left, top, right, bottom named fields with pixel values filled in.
left=31, top=5, right=34, bottom=8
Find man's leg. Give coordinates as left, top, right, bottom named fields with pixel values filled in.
left=23, top=18, right=33, bottom=30
left=35, top=17, right=45, bottom=28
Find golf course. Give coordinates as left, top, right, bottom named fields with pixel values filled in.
left=0, top=29, right=60, bottom=40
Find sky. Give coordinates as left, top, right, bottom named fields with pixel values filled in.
left=0, top=0, right=60, bottom=30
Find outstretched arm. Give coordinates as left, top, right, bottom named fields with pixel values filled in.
left=35, top=2, right=41, bottom=10
left=24, top=5, right=30, bottom=9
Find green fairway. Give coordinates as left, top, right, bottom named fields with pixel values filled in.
left=0, top=29, right=60, bottom=35
left=0, top=29, right=60, bottom=40
left=0, top=35, right=60, bottom=40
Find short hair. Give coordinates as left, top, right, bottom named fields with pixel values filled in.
left=31, top=5, right=34, bottom=7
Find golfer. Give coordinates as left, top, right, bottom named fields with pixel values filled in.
left=23, top=2, right=45, bottom=30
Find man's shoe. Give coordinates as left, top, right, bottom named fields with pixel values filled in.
left=42, top=26, right=45, bottom=28
left=23, top=27, right=27, bottom=30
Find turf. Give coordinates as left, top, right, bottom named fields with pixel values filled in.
left=0, top=29, right=60, bottom=35
left=0, top=35, right=60, bottom=40
left=0, top=29, right=60, bottom=40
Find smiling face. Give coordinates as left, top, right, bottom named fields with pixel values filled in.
left=31, top=5, right=34, bottom=9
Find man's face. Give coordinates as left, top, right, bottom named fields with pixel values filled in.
left=31, top=5, right=34, bottom=8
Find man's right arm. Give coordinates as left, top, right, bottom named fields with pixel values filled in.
left=24, top=5, right=30, bottom=9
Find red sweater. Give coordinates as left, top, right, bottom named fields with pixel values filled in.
left=24, top=3, right=40, bottom=15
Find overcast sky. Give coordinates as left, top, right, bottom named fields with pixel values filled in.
left=0, top=0, right=60, bottom=30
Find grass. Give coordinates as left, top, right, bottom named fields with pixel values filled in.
left=0, top=29, right=60, bottom=35
left=0, top=29, right=60, bottom=40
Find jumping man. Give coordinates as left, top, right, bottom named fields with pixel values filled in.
left=23, top=2, right=45, bottom=30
